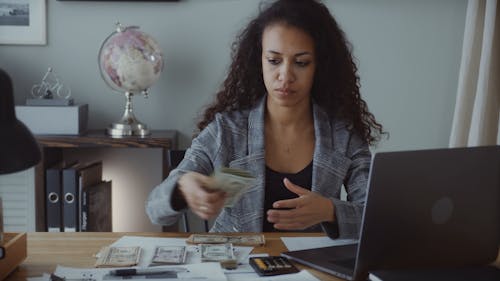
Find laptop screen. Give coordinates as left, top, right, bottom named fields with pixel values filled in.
left=283, top=146, right=500, bottom=281
left=355, top=146, right=500, bottom=277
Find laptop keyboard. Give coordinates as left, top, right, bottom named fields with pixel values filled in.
left=331, top=258, right=356, bottom=269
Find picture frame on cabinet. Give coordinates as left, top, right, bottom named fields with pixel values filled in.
left=0, top=0, right=46, bottom=45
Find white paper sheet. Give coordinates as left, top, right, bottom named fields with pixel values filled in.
left=226, top=269, right=320, bottom=281
left=110, top=235, right=253, bottom=266
left=30, top=267, right=320, bottom=281
left=29, top=236, right=281, bottom=281
left=281, top=236, right=357, bottom=251
left=27, top=273, right=50, bottom=281
left=53, top=263, right=226, bottom=281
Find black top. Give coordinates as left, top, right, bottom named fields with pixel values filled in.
left=263, top=162, right=313, bottom=232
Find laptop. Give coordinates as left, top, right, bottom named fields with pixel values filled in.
left=282, top=146, right=500, bottom=281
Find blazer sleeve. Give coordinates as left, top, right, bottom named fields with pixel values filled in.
left=145, top=119, right=223, bottom=226
left=321, top=134, right=371, bottom=239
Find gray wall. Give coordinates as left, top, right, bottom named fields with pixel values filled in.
left=0, top=0, right=467, bottom=231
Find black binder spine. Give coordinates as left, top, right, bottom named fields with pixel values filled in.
left=46, top=166, right=62, bottom=232
left=62, top=163, right=80, bottom=232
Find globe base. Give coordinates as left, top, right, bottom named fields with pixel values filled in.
left=105, top=91, right=151, bottom=137
left=106, top=122, right=150, bottom=137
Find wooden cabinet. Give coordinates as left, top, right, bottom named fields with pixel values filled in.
left=33, top=130, right=177, bottom=231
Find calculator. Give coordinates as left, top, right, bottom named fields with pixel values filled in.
left=249, top=256, right=300, bottom=276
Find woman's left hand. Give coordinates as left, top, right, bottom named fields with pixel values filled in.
left=267, top=178, right=335, bottom=230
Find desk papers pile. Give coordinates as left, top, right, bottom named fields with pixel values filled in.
left=53, top=263, right=225, bottom=281
left=110, top=236, right=251, bottom=266
left=29, top=236, right=322, bottom=281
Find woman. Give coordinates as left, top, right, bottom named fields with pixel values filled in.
left=146, top=0, right=384, bottom=239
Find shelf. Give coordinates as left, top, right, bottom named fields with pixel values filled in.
left=33, top=130, right=178, bottom=231
left=36, top=129, right=177, bottom=148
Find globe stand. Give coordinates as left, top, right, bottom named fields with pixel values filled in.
left=106, top=91, right=150, bottom=137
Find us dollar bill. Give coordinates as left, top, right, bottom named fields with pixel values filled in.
left=209, top=167, right=255, bottom=207
left=151, top=245, right=187, bottom=265
left=187, top=234, right=265, bottom=246
left=95, top=246, right=141, bottom=267
left=200, top=243, right=235, bottom=262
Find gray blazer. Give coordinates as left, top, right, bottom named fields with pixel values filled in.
left=146, top=96, right=371, bottom=239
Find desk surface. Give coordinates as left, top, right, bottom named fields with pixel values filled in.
left=7, top=232, right=340, bottom=281
left=7, top=232, right=500, bottom=281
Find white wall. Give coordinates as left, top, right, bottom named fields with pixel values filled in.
left=0, top=0, right=467, bottom=231
left=333, top=1, right=467, bottom=152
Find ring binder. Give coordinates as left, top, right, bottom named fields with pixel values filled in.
left=62, top=161, right=103, bottom=232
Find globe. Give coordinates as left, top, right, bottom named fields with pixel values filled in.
left=98, top=24, right=164, bottom=94
left=98, top=23, right=164, bottom=137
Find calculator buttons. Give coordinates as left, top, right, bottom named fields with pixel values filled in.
left=249, top=256, right=299, bottom=276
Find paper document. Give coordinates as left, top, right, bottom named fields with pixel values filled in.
left=27, top=274, right=51, bottom=281
left=109, top=235, right=253, bottom=267
left=53, top=263, right=226, bottom=281
left=28, top=240, right=321, bottom=281
left=281, top=236, right=357, bottom=251
left=226, top=269, right=320, bottom=281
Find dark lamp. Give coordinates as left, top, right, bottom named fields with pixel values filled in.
left=0, top=68, right=41, bottom=174
left=0, top=68, right=40, bottom=263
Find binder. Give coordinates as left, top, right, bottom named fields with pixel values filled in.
left=45, top=161, right=76, bottom=232
left=85, top=180, right=112, bottom=232
left=46, top=164, right=62, bottom=232
left=78, top=162, right=103, bottom=231
left=62, top=161, right=102, bottom=232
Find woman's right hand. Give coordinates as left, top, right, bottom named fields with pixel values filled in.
left=177, top=171, right=227, bottom=220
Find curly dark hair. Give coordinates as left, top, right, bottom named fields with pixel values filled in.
left=197, top=0, right=384, bottom=144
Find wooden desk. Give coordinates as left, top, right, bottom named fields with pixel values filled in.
left=6, top=232, right=500, bottom=281
left=6, top=232, right=340, bottom=281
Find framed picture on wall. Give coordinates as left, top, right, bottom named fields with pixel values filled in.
left=0, top=0, right=46, bottom=45
left=57, top=0, right=179, bottom=1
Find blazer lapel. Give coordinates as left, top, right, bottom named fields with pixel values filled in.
left=228, top=96, right=266, bottom=232
left=311, top=103, right=349, bottom=198
left=312, top=103, right=333, bottom=192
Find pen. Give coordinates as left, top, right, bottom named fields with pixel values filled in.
left=109, top=268, right=174, bottom=276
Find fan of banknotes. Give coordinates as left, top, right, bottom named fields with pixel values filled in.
left=209, top=167, right=255, bottom=207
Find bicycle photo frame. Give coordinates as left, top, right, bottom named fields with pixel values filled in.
left=0, top=0, right=46, bottom=45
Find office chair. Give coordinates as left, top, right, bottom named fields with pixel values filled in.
left=167, top=150, right=210, bottom=232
